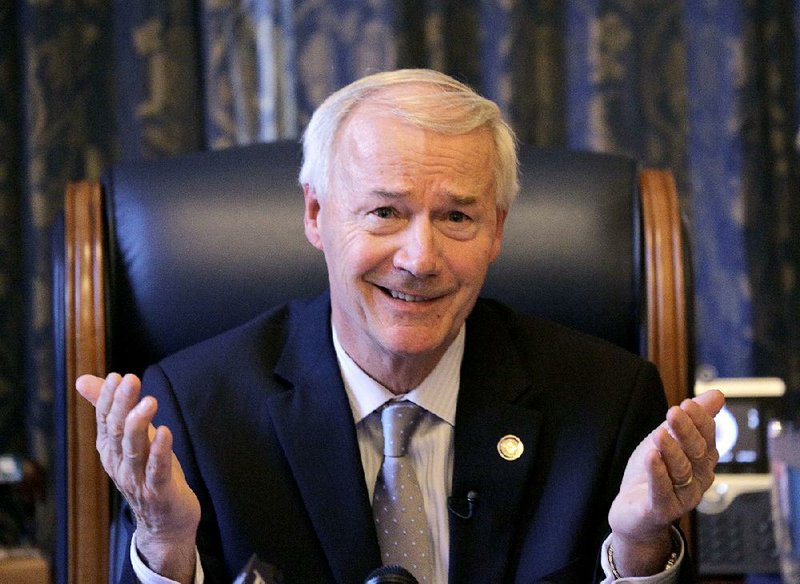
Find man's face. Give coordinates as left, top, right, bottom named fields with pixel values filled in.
left=303, top=99, right=506, bottom=384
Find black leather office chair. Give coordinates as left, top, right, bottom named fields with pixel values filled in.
left=53, top=141, right=690, bottom=583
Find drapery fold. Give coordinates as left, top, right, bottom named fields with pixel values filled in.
left=1, top=0, right=798, bottom=553
left=203, top=0, right=298, bottom=147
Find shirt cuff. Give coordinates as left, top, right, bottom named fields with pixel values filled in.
left=130, top=530, right=204, bottom=584
left=599, top=526, right=683, bottom=583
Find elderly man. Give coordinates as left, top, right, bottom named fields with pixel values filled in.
left=76, top=69, right=723, bottom=583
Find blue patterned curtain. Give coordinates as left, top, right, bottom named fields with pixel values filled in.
left=114, top=0, right=203, bottom=161
left=203, top=0, right=297, bottom=147
left=684, top=0, right=800, bottom=383
left=16, top=0, right=117, bottom=467
left=1, top=0, right=798, bottom=557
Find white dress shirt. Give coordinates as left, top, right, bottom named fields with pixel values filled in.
left=131, top=323, right=682, bottom=583
left=332, top=324, right=464, bottom=584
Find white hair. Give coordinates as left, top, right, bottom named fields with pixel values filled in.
left=299, top=69, right=519, bottom=209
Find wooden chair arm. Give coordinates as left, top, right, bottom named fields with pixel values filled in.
left=640, top=169, right=690, bottom=408
left=64, top=180, right=109, bottom=584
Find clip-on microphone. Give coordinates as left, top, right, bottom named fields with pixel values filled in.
left=447, top=490, right=479, bottom=519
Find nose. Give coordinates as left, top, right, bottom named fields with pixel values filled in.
left=393, top=217, right=440, bottom=277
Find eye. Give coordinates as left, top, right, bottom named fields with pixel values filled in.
left=447, top=210, right=470, bottom=223
left=371, top=207, right=397, bottom=219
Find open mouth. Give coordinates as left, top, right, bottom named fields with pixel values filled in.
left=378, top=286, right=432, bottom=303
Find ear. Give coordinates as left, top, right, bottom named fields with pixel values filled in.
left=489, top=207, right=508, bottom=263
left=303, top=184, right=324, bottom=251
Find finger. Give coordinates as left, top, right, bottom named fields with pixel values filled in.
left=76, top=374, right=108, bottom=406
left=105, top=375, right=142, bottom=462
left=95, top=373, right=123, bottom=443
left=666, top=405, right=706, bottom=460
left=653, top=427, right=693, bottom=488
left=95, top=373, right=122, bottom=418
left=646, top=449, right=676, bottom=511
left=692, top=389, right=725, bottom=417
left=677, top=401, right=719, bottom=490
left=680, top=399, right=717, bottom=455
left=145, top=426, right=174, bottom=492
left=121, top=396, right=158, bottom=480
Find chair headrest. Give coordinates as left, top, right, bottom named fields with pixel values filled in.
left=104, top=141, right=642, bottom=374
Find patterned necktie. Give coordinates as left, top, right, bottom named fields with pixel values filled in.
left=372, top=401, right=434, bottom=583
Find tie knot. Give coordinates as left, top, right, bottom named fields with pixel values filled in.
left=380, top=401, right=424, bottom=457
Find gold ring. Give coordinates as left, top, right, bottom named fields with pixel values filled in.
left=672, top=475, right=693, bottom=489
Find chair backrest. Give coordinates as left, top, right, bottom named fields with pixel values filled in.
left=53, top=141, right=690, bottom=583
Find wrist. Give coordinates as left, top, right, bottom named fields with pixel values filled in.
left=608, top=528, right=675, bottom=577
left=135, top=528, right=198, bottom=584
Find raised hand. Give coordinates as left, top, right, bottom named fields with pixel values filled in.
left=607, top=389, right=725, bottom=576
left=76, top=373, right=200, bottom=583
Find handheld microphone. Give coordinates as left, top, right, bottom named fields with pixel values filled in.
left=447, top=489, right=479, bottom=519
left=364, top=564, right=419, bottom=584
left=233, top=554, right=282, bottom=584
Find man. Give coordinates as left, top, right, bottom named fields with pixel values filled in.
left=76, top=69, right=723, bottom=583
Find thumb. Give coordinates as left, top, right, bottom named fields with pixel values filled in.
left=75, top=374, right=107, bottom=407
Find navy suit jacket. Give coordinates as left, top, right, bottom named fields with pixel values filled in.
left=118, top=293, right=682, bottom=583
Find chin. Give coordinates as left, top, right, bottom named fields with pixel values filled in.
left=378, top=327, right=453, bottom=358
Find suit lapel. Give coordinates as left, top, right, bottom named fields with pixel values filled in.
left=267, top=295, right=381, bottom=583
left=263, top=296, right=546, bottom=583
left=449, top=302, right=544, bottom=584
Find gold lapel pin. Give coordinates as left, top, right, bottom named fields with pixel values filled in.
left=497, top=434, right=524, bottom=461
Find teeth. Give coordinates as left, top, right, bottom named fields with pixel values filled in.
left=390, top=289, right=428, bottom=302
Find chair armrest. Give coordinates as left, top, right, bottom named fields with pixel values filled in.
left=64, top=180, right=110, bottom=583
left=640, top=169, right=690, bottom=409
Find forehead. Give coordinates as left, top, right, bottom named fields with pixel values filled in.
left=333, top=97, right=496, bottom=193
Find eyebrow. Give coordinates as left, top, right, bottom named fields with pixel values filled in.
left=370, top=189, right=408, bottom=200
left=370, top=189, right=478, bottom=206
left=448, top=193, right=478, bottom=205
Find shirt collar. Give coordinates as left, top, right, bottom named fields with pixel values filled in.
left=331, top=324, right=464, bottom=427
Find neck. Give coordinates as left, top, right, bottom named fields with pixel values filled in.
left=353, top=348, right=446, bottom=395
left=331, top=323, right=462, bottom=394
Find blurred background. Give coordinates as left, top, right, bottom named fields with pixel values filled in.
left=0, top=0, right=798, bottom=578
